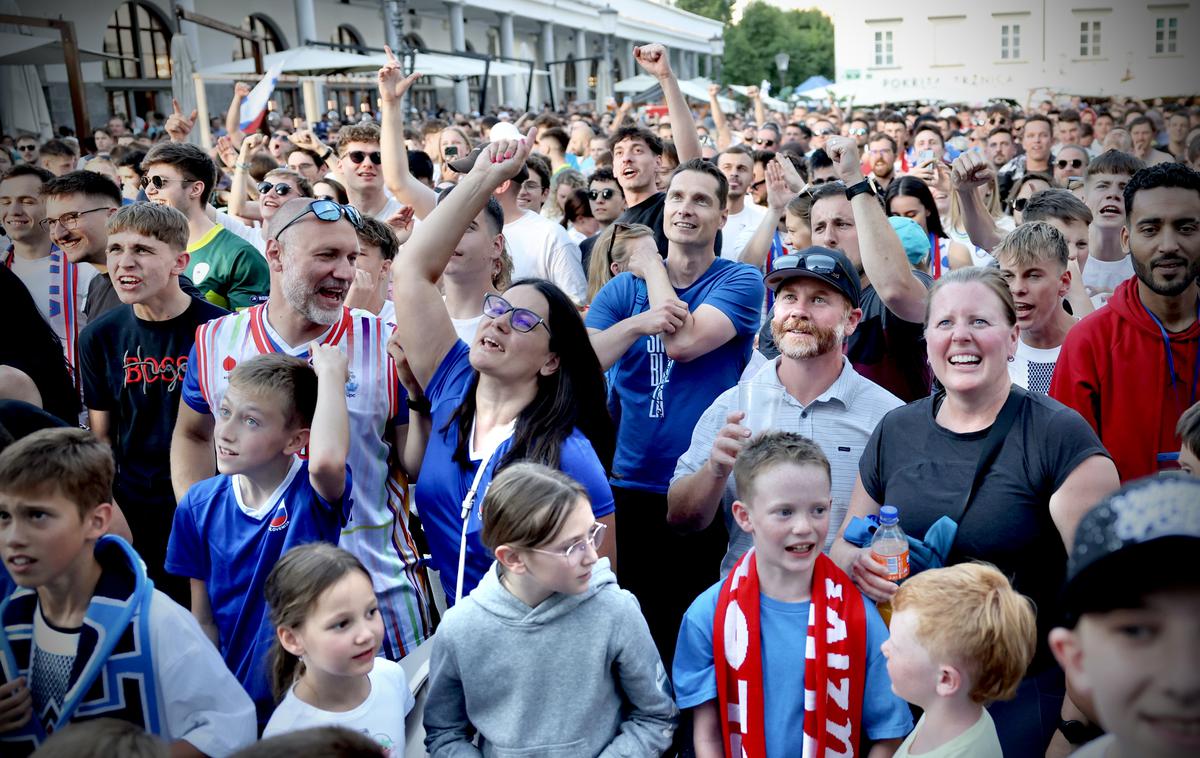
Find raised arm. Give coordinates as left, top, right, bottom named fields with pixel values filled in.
left=379, top=47, right=438, bottom=220
left=708, top=84, right=732, bottom=151
left=610, top=99, right=634, bottom=135
left=949, top=152, right=1005, bottom=252
left=308, top=343, right=351, bottom=502
left=827, top=136, right=927, bottom=323
left=739, top=157, right=798, bottom=269
left=635, top=44, right=701, bottom=163
left=392, top=128, right=537, bottom=388
left=225, top=82, right=250, bottom=147
left=229, top=134, right=266, bottom=220
left=747, top=85, right=766, bottom=131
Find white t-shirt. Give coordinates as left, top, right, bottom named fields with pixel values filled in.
left=503, top=209, right=588, bottom=305
left=451, top=313, right=483, bottom=344
left=214, top=211, right=266, bottom=253
left=894, top=710, right=1002, bottom=758
left=373, top=196, right=406, bottom=222
left=4, top=247, right=99, bottom=372
left=262, top=658, right=414, bottom=753
left=1083, top=255, right=1134, bottom=307
left=720, top=201, right=767, bottom=261
left=1009, top=337, right=1062, bottom=394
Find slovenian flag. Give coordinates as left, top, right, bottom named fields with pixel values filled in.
left=238, top=61, right=284, bottom=133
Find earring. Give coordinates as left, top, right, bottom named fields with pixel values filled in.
left=1008, top=355, right=1015, bottom=362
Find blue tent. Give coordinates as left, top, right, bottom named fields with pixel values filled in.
left=795, top=75, right=832, bottom=93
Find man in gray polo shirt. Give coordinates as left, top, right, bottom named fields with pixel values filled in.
left=667, top=247, right=903, bottom=575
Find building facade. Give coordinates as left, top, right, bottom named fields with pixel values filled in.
left=770, top=0, right=1195, bottom=103
left=11, top=0, right=723, bottom=131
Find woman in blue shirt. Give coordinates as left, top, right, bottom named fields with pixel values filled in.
left=391, top=130, right=616, bottom=605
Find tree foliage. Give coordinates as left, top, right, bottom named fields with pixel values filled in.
left=676, top=0, right=733, bottom=23
left=720, top=2, right=834, bottom=90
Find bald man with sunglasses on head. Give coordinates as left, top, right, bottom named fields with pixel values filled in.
left=170, top=195, right=434, bottom=662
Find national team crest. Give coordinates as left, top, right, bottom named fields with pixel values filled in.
left=268, top=503, right=290, bottom=532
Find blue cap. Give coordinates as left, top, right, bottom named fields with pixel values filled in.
left=888, top=216, right=932, bottom=267
left=879, top=505, right=899, bottom=523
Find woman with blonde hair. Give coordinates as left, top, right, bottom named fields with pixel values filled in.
left=585, top=222, right=655, bottom=304
left=542, top=168, right=586, bottom=222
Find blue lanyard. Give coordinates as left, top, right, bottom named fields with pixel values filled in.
left=1141, top=298, right=1200, bottom=411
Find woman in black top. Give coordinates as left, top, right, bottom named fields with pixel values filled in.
left=0, top=266, right=79, bottom=424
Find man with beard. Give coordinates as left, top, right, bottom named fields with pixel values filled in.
left=866, top=133, right=898, bottom=190
left=667, top=247, right=902, bottom=574
left=1051, top=163, right=1200, bottom=482
left=170, top=196, right=433, bottom=662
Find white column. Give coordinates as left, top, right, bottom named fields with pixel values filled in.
left=601, top=34, right=614, bottom=107
left=574, top=31, right=590, bottom=105
left=540, top=21, right=556, bottom=109
left=447, top=1, right=470, bottom=114
left=499, top=13, right=516, bottom=108
left=294, top=0, right=317, bottom=47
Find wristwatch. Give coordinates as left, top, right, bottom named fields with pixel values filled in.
left=320, top=148, right=335, bottom=162
left=1058, top=719, right=1104, bottom=746
left=406, top=395, right=432, bottom=415
left=844, top=178, right=878, bottom=201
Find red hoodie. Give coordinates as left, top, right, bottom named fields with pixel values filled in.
left=1050, top=277, right=1200, bottom=482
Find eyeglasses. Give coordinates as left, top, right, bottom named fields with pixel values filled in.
left=528, top=522, right=607, bottom=567
left=482, top=293, right=551, bottom=336
left=773, top=252, right=845, bottom=281
left=809, top=177, right=833, bottom=186
left=750, top=179, right=766, bottom=191
left=273, top=199, right=364, bottom=240
left=754, top=138, right=777, bottom=147
left=16, top=145, right=37, bottom=152
left=257, top=181, right=297, bottom=197
left=521, top=179, right=544, bottom=193
left=39, top=207, right=111, bottom=232
left=989, top=117, right=1008, bottom=126
left=1013, top=197, right=1030, bottom=212
left=345, top=150, right=382, bottom=165
left=1055, top=158, right=1084, bottom=170
left=140, top=175, right=196, bottom=190
left=588, top=188, right=617, bottom=201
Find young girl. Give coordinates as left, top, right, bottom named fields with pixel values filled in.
left=262, top=543, right=413, bottom=750
left=423, top=463, right=678, bottom=756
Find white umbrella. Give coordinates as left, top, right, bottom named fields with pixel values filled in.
left=170, top=33, right=198, bottom=145
left=0, top=0, right=52, bottom=139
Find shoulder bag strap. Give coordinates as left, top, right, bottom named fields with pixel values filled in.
left=958, top=387, right=1028, bottom=524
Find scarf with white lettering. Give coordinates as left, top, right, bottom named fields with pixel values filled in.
left=713, top=548, right=866, bottom=758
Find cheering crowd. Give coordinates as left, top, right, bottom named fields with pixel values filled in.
left=0, top=39, right=1198, bottom=758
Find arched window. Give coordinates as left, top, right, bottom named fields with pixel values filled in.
left=103, top=1, right=172, bottom=80
left=238, top=14, right=287, bottom=60
left=332, top=24, right=363, bottom=52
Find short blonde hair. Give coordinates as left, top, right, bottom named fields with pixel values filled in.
left=586, top=222, right=653, bottom=302
left=892, top=562, right=1036, bottom=704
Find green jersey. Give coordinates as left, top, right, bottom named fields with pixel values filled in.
left=185, top=225, right=269, bottom=310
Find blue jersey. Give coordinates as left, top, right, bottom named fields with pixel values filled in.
left=418, top=341, right=615, bottom=603
left=673, top=581, right=913, bottom=756
left=165, top=458, right=352, bottom=724
left=586, top=258, right=764, bottom=492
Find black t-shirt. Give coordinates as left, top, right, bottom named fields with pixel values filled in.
left=758, top=273, right=934, bottom=402
left=79, top=296, right=228, bottom=501
left=860, top=389, right=1108, bottom=669
left=86, top=272, right=204, bottom=323
left=580, top=233, right=599, bottom=275
left=617, top=191, right=722, bottom=258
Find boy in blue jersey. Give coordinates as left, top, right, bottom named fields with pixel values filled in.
left=0, top=428, right=256, bottom=756
left=166, top=349, right=353, bottom=727
left=674, top=432, right=910, bottom=757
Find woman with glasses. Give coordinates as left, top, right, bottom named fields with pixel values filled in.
left=424, top=462, right=677, bottom=756
left=1009, top=172, right=1053, bottom=225
left=216, top=141, right=313, bottom=253
left=391, top=130, right=616, bottom=605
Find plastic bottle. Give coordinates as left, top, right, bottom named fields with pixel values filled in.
left=870, top=505, right=910, bottom=625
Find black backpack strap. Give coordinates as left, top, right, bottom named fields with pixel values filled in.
left=958, top=387, right=1027, bottom=524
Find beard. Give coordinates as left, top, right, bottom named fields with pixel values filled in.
left=281, top=265, right=343, bottom=325
left=771, top=315, right=846, bottom=359
left=872, top=161, right=893, bottom=179
left=1133, top=253, right=1200, bottom=297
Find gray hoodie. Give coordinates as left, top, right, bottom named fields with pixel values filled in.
left=423, top=558, right=678, bottom=757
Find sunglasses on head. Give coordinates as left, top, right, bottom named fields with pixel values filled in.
left=1056, top=158, right=1084, bottom=170
left=589, top=188, right=617, bottom=201
left=346, top=150, right=382, bottom=165
left=272, top=199, right=364, bottom=240
left=257, top=181, right=296, bottom=197
left=140, top=175, right=195, bottom=190
left=775, top=252, right=845, bottom=279
left=482, top=293, right=551, bottom=335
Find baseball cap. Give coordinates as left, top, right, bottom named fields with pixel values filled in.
left=888, top=216, right=931, bottom=267
left=763, top=246, right=861, bottom=308
left=489, top=122, right=522, bottom=142
left=1061, top=473, right=1200, bottom=625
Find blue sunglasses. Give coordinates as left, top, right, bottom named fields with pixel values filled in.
left=273, top=199, right=364, bottom=240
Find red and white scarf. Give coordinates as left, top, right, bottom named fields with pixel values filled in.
left=713, top=549, right=867, bottom=758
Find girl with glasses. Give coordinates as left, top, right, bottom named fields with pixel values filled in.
left=424, top=462, right=677, bottom=756
left=391, top=132, right=617, bottom=606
